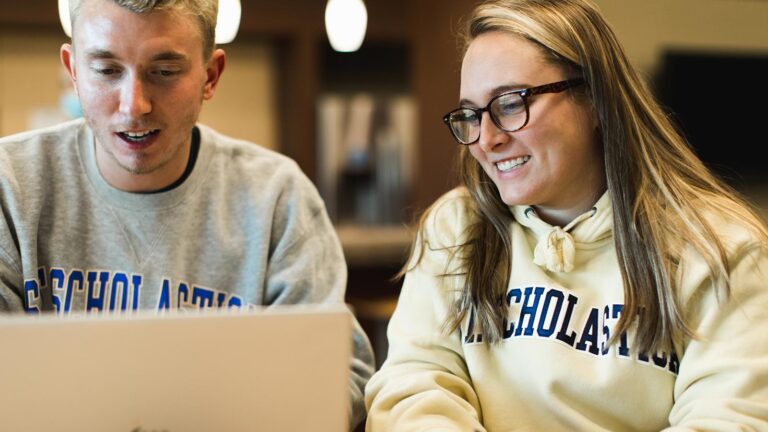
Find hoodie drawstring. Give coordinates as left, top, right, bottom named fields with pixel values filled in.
left=532, top=207, right=597, bottom=273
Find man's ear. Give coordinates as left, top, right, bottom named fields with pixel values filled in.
left=60, top=43, right=78, bottom=93
left=203, top=48, right=226, bottom=100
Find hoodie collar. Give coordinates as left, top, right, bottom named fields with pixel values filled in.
left=510, top=192, right=613, bottom=272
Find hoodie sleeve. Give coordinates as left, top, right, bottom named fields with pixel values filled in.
left=665, top=243, right=768, bottom=431
left=365, top=189, right=486, bottom=432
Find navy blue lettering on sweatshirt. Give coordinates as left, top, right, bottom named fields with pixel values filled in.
left=23, top=266, right=247, bottom=313
left=462, top=285, right=679, bottom=375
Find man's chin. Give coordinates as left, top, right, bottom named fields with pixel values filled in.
left=108, top=152, right=158, bottom=176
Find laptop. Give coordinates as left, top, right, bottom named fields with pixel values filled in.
left=0, top=305, right=351, bottom=432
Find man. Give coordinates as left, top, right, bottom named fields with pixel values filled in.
left=0, top=0, right=374, bottom=428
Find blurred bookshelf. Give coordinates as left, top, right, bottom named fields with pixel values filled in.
left=336, top=224, right=411, bottom=267
left=317, top=42, right=416, bottom=227
left=318, top=43, right=416, bottom=368
left=338, top=223, right=410, bottom=371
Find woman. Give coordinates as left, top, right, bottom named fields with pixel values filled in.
left=364, top=0, right=768, bottom=430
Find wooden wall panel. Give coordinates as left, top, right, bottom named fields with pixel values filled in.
left=408, top=0, right=477, bottom=212
left=1, top=1, right=60, bottom=29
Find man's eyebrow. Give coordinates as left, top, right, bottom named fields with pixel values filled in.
left=150, top=51, right=188, bottom=62
left=82, top=50, right=188, bottom=62
left=85, top=49, right=117, bottom=60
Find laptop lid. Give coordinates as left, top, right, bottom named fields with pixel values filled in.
left=0, top=306, right=351, bottom=432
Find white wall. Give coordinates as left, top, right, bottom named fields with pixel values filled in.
left=198, top=42, right=277, bottom=150
left=592, top=0, right=768, bottom=73
left=0, top=31, right=67, bottom=137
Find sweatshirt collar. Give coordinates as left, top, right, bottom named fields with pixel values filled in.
left=510, top=192, right=613, bottom=272
left=78, top=120, right=213, bottom=210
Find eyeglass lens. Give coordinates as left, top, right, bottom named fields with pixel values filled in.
left=448, top=92, right=527, bottom=144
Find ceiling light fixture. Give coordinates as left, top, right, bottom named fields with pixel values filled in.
left=215, top=0, right=241, bottom=44
left=324, top=0, right=368, bottom=53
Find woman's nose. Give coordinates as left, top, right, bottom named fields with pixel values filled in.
left=475, top=111, right=507, bottom=152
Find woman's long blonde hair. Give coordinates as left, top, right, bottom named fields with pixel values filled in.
left=408, top=0, right=767, bottom=354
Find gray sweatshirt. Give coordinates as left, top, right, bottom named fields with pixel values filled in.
left=0, top=119, right=374, bottom=429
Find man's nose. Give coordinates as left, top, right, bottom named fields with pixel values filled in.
left=118, top=75, right=151, bottom=117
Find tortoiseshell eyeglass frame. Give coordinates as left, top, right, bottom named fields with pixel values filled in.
left=442, top=78, right=586, bottom=145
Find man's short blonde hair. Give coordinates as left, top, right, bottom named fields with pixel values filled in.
left=69, top=0, right=218, bottom=60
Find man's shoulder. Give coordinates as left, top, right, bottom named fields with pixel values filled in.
left=196, top=123, right=315, bottom=193
left=197, top=123, right=295, bottom=166
left=0, top=120, right=84, bottom=176
left=0, top=118, right=84, bottom=149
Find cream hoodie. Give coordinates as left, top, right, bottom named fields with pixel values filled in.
left=365, top=187, right=768, bottom=431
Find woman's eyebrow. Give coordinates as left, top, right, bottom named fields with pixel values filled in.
left=459, top=83, right=529, bottom=106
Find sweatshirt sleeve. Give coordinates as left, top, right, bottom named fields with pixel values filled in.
left=262, top=166, right=375, bottom=431
left=0, top=211, right=22, bottom=311
left=0, top=250, right=24, bottom=311
left=0, top=150, right=24, bottom=312
left=365, top=191, right=486, bottom=432
left=665, top=243, right=768, bottom=430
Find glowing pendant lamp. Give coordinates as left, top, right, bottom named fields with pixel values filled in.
left=215, top=0, right=241, bottom=44
left=324, top=0, right=368, bottom=52
left=58, top=0, right=72, bottom=38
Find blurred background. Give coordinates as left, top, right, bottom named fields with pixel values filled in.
left=2, top=0, right=767, bottom=367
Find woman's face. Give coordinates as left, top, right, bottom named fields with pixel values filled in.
left=461, top=31, right=605, bottom=226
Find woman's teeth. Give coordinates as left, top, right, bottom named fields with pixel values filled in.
left=496, top=156, right=530, bottom=172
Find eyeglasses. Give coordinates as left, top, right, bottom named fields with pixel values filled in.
left=442, top=78, right=585, bottom=145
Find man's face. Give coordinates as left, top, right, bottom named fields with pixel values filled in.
left=61, top=0, right=224, bottom=192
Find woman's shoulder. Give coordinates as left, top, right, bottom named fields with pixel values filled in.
left=429, top=187, right=473, bottom=214
left=696, top=196, right=767, bottom=255
left=419, top=186, right=478, bottom=249
left=676, top=195, right=768, bottom=282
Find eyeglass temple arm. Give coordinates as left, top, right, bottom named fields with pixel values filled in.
left=527, top=78, right=585, bottom=97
